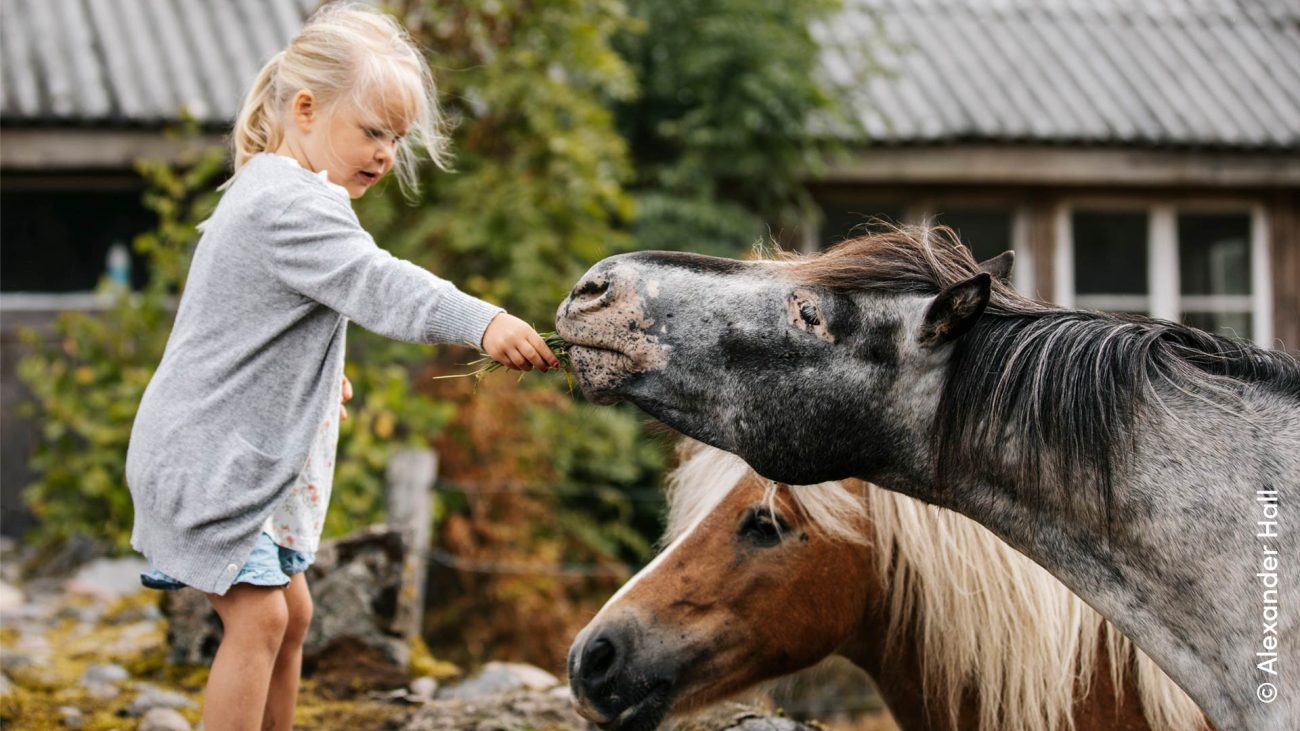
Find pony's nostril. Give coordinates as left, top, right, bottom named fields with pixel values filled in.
left=574, top=277, right=610, bottom=301
left=583, top=636, right=619, bottom=680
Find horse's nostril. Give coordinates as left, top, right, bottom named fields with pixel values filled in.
left=574, top=277, right=610, bottom=301
left=584, top=636, right=618, bottom=679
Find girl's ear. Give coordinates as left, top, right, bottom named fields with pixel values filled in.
left=290, top=90, right=317, bottom=132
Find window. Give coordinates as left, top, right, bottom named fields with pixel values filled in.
left=1071, top=211, right=1149, bottom=314
left=1178, top=213, right=1253, bottom=340
left=1058, top=204, right=1271, bottom=346
left=818, top=200, right=904, bottom=248
left=1, top=186, right=153, bottom=293
left=935, top=208, right=1013, bottom=264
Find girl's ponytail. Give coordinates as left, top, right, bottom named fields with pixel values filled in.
left=225, top=51, right=285, bottom=187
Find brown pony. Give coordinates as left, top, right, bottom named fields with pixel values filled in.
left=568, top=443, right=1208, bottom=731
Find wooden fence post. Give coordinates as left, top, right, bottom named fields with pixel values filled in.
left=385, top=448, right=438, bottom=640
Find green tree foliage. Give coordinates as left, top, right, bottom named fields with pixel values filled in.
left=367, top=0, right=637, bottom=324
left=615, top=0, right=848, bottom=255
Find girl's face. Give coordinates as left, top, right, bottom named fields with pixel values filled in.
left=281, top=89, right=410, bottom=199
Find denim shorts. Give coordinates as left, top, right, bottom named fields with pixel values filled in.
left=140, top=530, right=315, bottom=591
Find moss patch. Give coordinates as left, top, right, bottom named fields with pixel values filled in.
left=409, top=634, right=461, bottom=681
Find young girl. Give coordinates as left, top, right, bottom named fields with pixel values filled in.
left=125, top=4, right=559, bottom=728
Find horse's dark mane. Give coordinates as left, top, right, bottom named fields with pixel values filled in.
left=938, top=310, right=1299, bottom=528
left=790, top=225, right=1300, bottom=526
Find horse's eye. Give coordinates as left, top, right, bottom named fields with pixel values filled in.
left=799, top=303, right=820, bottom=326
left=739, top=509, right=785, bottom=547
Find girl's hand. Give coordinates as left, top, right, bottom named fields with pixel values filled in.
left=340, top=374, right=353, bottom=421
left=482, top=313, right=562, bottom=372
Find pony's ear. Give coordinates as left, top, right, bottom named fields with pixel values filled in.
left=919, top=273, right=991, bottom=348
left=977, top=250, right=1015, bottom=284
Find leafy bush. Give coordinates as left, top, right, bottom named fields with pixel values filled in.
left=16, top=144, right=224, bottom=551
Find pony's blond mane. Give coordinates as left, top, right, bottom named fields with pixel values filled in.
left=663, top=442, right=1206, bottom=731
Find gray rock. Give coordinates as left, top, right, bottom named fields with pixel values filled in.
left=302, top=527, right=410, bottom=663
left=0, top=673, right=12, bottom=696
left=0, top=600, right=51, bottom=625
left=65, top=556, right=152, bottom=600
left=160, top=589, right=225, bottom=666
left=13, top=629, right=52, bottom=656
left=549, top=685, right=573, bottom=699
left=125, top=685, right=199, bottom=717
left=84, top=681, right=121, bottom=700
left=666, top=704, right=821, bottom=731
left=398, top=689, right=597, bottom=731
left=58, top=705, right=85, bottom=729
left=21, top=533, right=106, bottom=579
left=56, top=603, right=103, bottom=624
left=366, top=674, right=441, bottom=705
left=409, top=675, right=439, bottom=701
left=437, top=661, right=560, bottom=699
left=396, top=694, right=815, bottom=731
left=81, top=663, right=129, bottom=685
left=0, top=579, right=23, bottom=611
left=0, top=650, right=35, bottom=673
left=0, top=554, right=20, bottom=585
left=106, top=620, right=163, bottom=654
left=139, top=707, right=193, bottom=731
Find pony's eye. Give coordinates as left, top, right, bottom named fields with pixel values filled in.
left=739, top=508, right=785, bottom=547
left=799, top=303, right=820, bottom=327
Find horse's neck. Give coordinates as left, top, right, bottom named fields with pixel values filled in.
left=837, top=596, right=973, bottom=731
left=838, top=601, right=1154, bottom=731
left=907, top=389, right=1299, bottom=730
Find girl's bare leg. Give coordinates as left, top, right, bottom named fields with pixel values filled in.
left=203, top=584, right=289, bottom=731
left=261, top=572, right=313, bottom=730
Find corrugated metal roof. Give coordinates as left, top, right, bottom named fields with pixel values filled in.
left=818, top=0, right=1300, bottom=148
left=1, top=0, right=1297, bottom=149
left=0, top=0, right=317, bottom=127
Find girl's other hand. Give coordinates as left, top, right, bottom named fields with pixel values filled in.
left=340, top=374, right=353, bottom=421
left=482, top=313, right=561, bottom=372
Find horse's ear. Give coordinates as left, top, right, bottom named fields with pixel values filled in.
left=977, top=250, right=1014, bottom=284
left=919, top=273, right=991, bottom=348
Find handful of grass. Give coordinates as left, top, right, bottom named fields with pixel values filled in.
left=434, top=332, right=574, bottom=390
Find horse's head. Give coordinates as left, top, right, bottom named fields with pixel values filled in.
left=567, top=454, right=873, bottom=731
left=555, top=232, right=1016, bottom=485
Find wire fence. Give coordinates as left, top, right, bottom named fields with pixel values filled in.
left=434, top=477, right=669, bottom=503
left=427, top=477, right=660, bottom=578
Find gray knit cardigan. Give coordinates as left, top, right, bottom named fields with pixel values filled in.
left=127, top=153, right=503, bottom=595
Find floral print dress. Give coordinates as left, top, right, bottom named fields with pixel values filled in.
left=260, top=376, right=341, bottom=554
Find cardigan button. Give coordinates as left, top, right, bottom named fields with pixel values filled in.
left=224, top=563, right=239, bottom=577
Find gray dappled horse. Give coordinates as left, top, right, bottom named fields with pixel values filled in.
left=556, top=227, right=1300, bottom=730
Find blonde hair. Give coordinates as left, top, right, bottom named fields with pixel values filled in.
left=226, top=1, right=450, bottom=195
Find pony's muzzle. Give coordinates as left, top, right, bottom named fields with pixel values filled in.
left=569, top=629, right=625, bottom=716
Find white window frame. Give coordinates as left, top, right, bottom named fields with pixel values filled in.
left=1055, top=198, right=1273, bottom=348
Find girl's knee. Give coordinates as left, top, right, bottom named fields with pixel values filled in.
left=209, top=586, right=291, bottom=649
left=283, top=577, right=314, bottom=646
